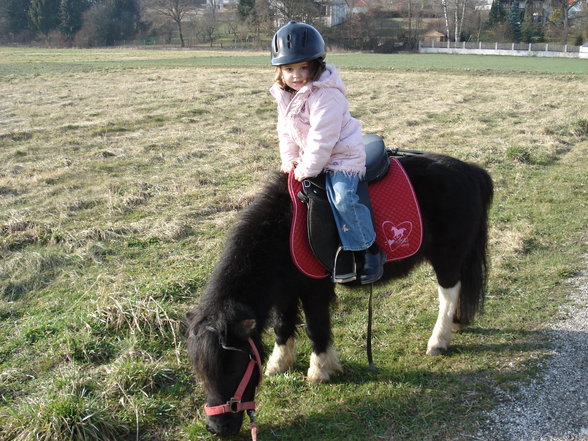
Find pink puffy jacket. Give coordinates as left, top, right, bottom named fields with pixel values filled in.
left=269, top=66, right=365, bottom=180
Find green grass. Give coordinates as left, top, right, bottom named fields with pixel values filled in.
left=0, top=48, right=587, bottom=441
left=1, top=47, right=587, bottom=76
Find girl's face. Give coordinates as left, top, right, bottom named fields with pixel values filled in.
left=280, top=62, right=311, bottom=91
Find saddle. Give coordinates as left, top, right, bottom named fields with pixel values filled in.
left=288, top=134, right=423, bottom=280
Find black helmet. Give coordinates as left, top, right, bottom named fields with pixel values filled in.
left=271, top=21, right=326, bottom=66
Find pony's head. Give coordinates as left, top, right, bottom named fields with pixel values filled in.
left=186, top=302, right=262, bottom=437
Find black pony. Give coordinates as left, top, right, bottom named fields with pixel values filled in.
left=186, top=153, right=493, bottom=437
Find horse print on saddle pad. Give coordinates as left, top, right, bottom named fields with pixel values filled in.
left=288, top=157, right=423, bottom=279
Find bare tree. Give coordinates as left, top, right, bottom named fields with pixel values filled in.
left=225, top=9, right=249, bottom=46
left=208, top=0, right=217, bottom=21
left=440, top=0, right=451, bottom=40
left=198, top=8, right=218, bottom=46
left=154, top=0, right=193, bottom=47
left=271, top=0, right=320, bottom=25
left=552, top=0, right=583, bottom=43
left=440, top=0, right=470, bottom=41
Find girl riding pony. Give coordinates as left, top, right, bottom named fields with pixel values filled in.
left=269, top=21, right=386, bottom=284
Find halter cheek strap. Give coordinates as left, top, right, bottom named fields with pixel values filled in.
left=204, top=337, right=263, bottom=429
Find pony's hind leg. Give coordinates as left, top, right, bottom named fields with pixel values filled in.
left=427, top=281, right=461, bottom=356
left=265, top=295, right=299, bottom=376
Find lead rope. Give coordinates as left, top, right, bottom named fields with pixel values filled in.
left=367, top=283, right=377, bottom=372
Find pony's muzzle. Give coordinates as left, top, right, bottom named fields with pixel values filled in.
left=205, top=413, right=244, bottom=438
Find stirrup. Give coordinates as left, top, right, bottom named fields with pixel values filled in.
left=332, top=246, right=356, bottom=283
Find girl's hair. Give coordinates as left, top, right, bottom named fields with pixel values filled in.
left=274, top=58, right=326, bottom=92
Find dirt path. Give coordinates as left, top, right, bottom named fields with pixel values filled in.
left=473, top=254, right=588, bottom=441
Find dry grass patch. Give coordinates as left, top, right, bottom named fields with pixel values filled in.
left=1, top=49, right=587, bottom=441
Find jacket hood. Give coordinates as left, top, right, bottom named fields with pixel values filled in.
left=311, top=65, right=346, bottom=95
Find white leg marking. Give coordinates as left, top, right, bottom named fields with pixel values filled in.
left=427, top=281, right=461, bottom=356
left=265, top=337, right=296, bottom=376
left=307, top=346, right=343, bottom=384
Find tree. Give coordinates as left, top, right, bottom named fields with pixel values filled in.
left=29, top=0, right=60, bottom=35
left=270, top=0, right=320, bottom=25
left=440, top=0, right=470, bottom=42
left=2, top=0, right=31, bottom=34
left=507, top=1, right=521, bottom=42
left=487, top=0, right=506, bottom=27
left=75, top=0, right=140, bottom=46
left=551, top=0, right=583, bottom=43
left=197, top=8, right=218, bottom=46
left=237, top=0, right=254, bottom=20
left=59, top=0, right=91, bottom=39
left=520, top=1, right=544, bottom=43
left=154, top=0, right=193, bottom=47
left=237, top=0, right=272, bottom=45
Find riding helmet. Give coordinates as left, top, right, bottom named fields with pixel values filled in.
left=271, top=21, right=326, bottom=66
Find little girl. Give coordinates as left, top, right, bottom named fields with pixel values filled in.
left=269, top=21, right=386, bottom=284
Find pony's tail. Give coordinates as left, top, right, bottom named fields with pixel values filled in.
left=456, top=167, right=494, bottom=326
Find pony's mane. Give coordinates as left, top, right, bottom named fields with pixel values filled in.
left=203, top=172, right=291, bottom=306
left=187, top=173, right=290, bottom=384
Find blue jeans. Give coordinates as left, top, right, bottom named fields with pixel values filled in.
left=325, top=171, right=376, bottom=251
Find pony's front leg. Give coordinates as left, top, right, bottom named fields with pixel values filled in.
left=301, top=283, right=342, bottom=383
left=265, top=299, right=299, bottom=376
left=427, top=282, right=461, bottom=355
left=308, top=346, right=342, bottom=384
left=266, top=337, right=297, bottom=376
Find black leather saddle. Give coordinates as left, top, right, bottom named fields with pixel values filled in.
left=298, top=134, right=390, bottom=282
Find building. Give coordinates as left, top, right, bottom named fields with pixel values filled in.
left=206, top=0, right=238, bottom=11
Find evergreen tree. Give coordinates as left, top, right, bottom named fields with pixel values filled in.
left=59, top=0, right=90, bottom=38
left=3, top=0, right=33, bottom=34
left=238, top=0, right=255, bottom=19
left=487, top=0, right=506, bottom=27
left=29, top=0, right=60, bottom=34
left=508, top=2, right=521, bottom=42
left=520, top=6, right=545, bottom=43
left=107, top=0, right=139, bottom=43
left=76, top=0, right=139, bottom=46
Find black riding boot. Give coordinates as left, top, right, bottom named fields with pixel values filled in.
left=360, top=243, right=386, bottom=285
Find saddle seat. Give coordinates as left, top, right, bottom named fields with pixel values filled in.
left=289, top=134, right=423, bottom=281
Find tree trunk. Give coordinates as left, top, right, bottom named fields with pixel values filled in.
left=408, top=0, right=413, bottom=48
left=441, top=0, right=451, bottom=41
left=454, top=3, right=459, bottom=42
left=177, top=20, right=185, bottom=47
left=459, top=0, right=467, bottom=41
left=561, top=2, right=569, bottom=44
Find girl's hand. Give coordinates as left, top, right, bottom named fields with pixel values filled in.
left=283, top=161, right=297, bottom=174
left=293, top=167, right=307, bottom=182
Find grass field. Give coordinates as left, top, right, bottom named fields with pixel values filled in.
left=1, top=47, right=588, bottom=75
left=0, top=48, right=587, bottom=441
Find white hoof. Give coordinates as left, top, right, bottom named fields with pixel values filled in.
left=265, top=338, right=296, bottom=376
left=426, top=335, right=448, bottom=356
left=307, top=347, right=343, bottom=384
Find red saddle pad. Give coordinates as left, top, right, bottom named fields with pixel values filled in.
left=288, top=158, right=423, bottom=279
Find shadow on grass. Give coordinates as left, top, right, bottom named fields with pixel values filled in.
left=188, top=327, right=556, bottom=441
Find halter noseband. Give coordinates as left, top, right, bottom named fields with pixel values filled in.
left=203, top=331, right=263, bottom=440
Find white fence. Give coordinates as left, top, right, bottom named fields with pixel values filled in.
left=419, top=40, right=588, bottom=59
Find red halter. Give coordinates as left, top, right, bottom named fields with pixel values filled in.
left=204, top=337, right=263, bottom=440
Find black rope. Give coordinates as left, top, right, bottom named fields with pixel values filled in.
left=367, top=283, right=377, bottom=373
